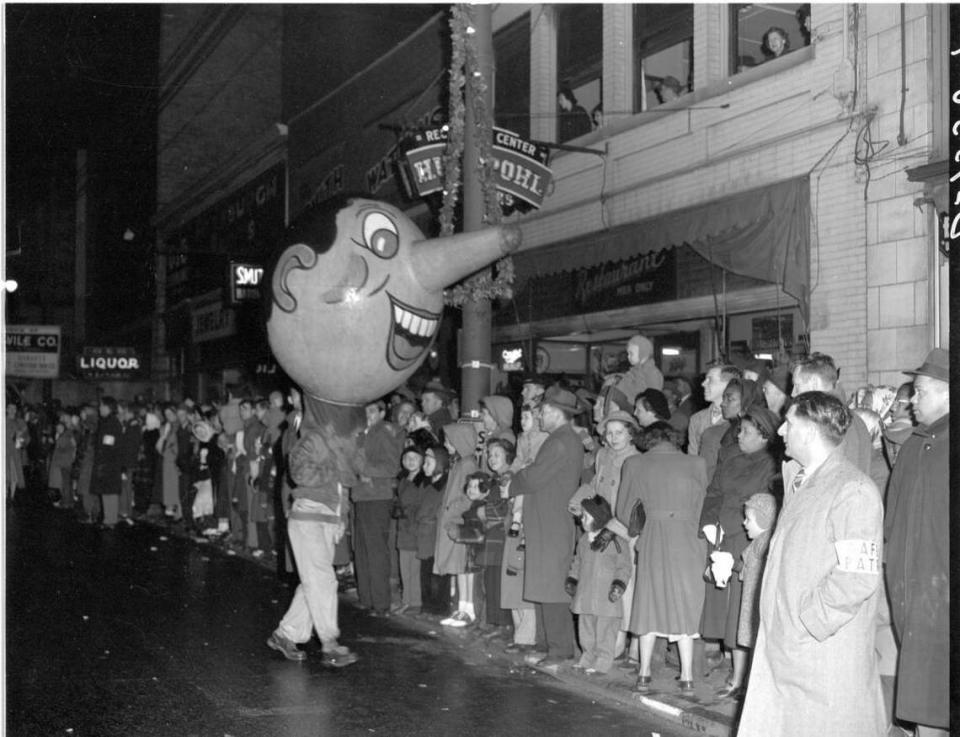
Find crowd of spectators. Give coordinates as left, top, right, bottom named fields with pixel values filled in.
left=5, top=334, right=947, bottom=736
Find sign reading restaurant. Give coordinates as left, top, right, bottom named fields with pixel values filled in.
left=403, top=126, right=552, bottom=209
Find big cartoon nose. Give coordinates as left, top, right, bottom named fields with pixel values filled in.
left=410, top=225, right=521, bottom=292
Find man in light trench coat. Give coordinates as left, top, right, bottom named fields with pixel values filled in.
left=737, top=391, right=885, bottom=737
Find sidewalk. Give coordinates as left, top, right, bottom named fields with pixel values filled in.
left=143, top=515, right=738, bottom=737
left=370, top=602, right=739, bottom=737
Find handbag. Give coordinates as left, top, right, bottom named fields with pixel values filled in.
left=627, top=499, right=646, bottom=538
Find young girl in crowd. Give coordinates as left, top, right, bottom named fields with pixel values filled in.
left=417, top=445, right=449, bottom=616
left=395, top=445, right=426, bottom=615
left=49, top=415, right=77, bottom=508
left=732, top=492, right=778, bottom=698
left=442, top=471, right=490, bottom=628
left=566, top=495, right=632, bottom=674
left=434, top=422, right=479, bottom=626
left=479, top=439, right=514, bottom=637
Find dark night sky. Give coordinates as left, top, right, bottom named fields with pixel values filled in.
left=5, top=4, right=160, bottom=330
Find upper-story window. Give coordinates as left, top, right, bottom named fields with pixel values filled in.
left=634, top=4, right=694, bottom=111
left=730, top=3, right=810, bottom=74
left=556, top=4, right=602, bottom=142
left=495, top=13, right=531, bottom=139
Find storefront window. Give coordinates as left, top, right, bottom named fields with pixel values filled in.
left=494, top=13, right=531, bottom=139
left=730, top=3, right=810, bottom=74
left=634, top=4, right=694, bottom=112
left=556, top=4, right=602, bottom=142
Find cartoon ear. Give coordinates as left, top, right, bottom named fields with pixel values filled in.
left=272, top=243, right=318, bottom=314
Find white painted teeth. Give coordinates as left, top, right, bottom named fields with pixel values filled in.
left=394, top=305, right=436, bottom=337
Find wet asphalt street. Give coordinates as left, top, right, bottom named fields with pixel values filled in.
left=7, top=494, right=697, bottom=737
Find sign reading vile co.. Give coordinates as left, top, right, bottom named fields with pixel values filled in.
left=6, top=325, right=61, bottom=378
left=78, top=346, right=144, bottom=380
left=404, top=127, right=552, bottom=209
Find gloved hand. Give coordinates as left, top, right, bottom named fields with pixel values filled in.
left=608, top=580, right=626, bottom=602
left=564, top=576, right=578, bottom=597
left=590, top=528, right=617, bottom=552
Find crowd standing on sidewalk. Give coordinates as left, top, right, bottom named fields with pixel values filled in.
left=8, top=340, right=948, bottom=736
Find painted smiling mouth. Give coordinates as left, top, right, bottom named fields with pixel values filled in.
left=386, top=293, right=440, bottom=371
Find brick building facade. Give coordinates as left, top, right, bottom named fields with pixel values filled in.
left=153, top=4, right=948, bottom=400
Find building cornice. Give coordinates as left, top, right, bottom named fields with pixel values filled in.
left=155, top=123, right=287, bottom=233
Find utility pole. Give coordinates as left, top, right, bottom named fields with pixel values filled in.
left=458, top=4, right=495, bottom=422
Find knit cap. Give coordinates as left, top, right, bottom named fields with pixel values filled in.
left=744, top=492, right=778, bottom=530
left=627, top=334, right=654, bottom=361
left=581, top=494, right=613, bottom=529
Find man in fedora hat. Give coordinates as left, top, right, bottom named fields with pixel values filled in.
left=500, top=385, right=585, bottom=667
left=883, top=348, right=949, bottom=737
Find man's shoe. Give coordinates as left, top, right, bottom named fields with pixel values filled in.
left=320, top=645, right=358, bottom=668
left=267, top=632, right=306, bottom=661
left=536, top=656, right=571, bottom=669
left=523, top=651, right=547, bottom=666
left=504, top=642, right=533, bottom=654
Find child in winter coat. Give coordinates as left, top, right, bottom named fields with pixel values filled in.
left=478, top=439, right=513, bottom=634
left=442, top=470, right=491, bottom=628
left=435, top=422, right=479, bottom=626
left=736, top=492, right=778, bottom=650
left=565, top=494, right=632, bottom=674
left=394, top=444, right=426, bottom=615
left=507, top=403, right=548, bottom=537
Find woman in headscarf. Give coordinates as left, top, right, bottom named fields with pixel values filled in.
left=698, top=404, right=782, bottom=700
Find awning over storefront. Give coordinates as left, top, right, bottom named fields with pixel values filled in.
left=513, top=176, right=810, bottom=316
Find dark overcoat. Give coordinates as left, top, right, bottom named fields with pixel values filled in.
left=92, top=414, right=124, bottom=496
left=509, top=422, right=584, bottom=603
left=883, top=413, right=949, bottom=728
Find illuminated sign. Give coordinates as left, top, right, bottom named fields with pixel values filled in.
left=229, top=262, right=264, bottom=303
left=78, top=346, right=144, bottom=379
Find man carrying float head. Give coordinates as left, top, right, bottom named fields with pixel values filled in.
left=263, top=194, right=520, bottom=665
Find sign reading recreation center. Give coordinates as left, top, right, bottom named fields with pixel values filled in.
left=404, top=127, right=552, bottom=209
left=6, top=325, right=61, bottom=378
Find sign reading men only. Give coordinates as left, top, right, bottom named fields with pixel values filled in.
left=403, top=127, right=552, bottom=210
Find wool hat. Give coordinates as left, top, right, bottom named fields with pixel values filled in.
left=743, top=407, right=781, bottom=440
left=542, top=385, right=580, bottom=415
left=903, top=348, right=948, bottom=383
left=581, top=494, right=613, bottom=529
left=744, top=492, right=778, bottom=530
left=636, top=388, right=671, bottom=420
left=598, top=409, right=640, bottom=435
left=627, top=334, right=654, bottom=361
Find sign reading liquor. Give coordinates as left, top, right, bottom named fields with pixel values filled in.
left=229, top=262, right=264, bottom=303
left=6, top=325, right=61, bottom=379
left=403, top=127, right=552, bottom=209
left=78, top=346, right=144, bottom=380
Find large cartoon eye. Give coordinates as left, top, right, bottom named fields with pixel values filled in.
left=362, top=212, right=399, bottom=259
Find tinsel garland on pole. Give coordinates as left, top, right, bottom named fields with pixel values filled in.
left=441, top=3, right=515, bottom=307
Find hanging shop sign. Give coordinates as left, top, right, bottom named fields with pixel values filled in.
left=401, top=126, right=552, bottom=210
left=77, top=346, right=144, bottom=380
left=5, top=324, right=60, bottom=379
left=192, top=301, right=236, bottom=343
left=229, top=262, right=264, bottom=303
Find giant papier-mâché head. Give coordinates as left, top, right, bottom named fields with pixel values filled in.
left=265, top=195, right=520, bottom=405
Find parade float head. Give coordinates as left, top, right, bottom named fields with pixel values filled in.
left=265, top=195, right=520, bottom=413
